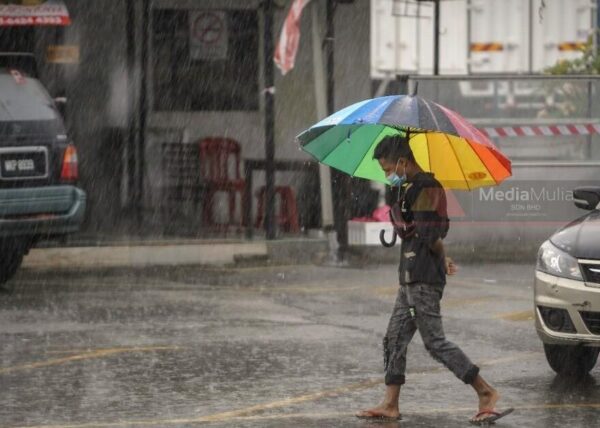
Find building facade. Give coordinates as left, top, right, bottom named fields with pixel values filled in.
left=2, top=0, right=371, bottom=237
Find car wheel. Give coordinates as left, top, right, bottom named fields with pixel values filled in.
left=0, top=238, right=28, bottom=293
left=544, top=344, right=600, bottom=377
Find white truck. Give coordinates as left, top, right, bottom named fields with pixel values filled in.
left=371, top=0, right=597, bottom=77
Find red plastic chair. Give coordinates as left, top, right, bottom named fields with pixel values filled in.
left=255, top=186, right=300, bottom=233
left=199, top=137, right=246, bottom=227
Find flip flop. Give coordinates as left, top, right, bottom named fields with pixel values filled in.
left=469, top=408, right=514, bottom=425
left=356, top=410, right=402, bottom=421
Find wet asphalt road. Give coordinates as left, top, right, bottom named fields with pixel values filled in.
left=1, top=261, right=599, bottom=428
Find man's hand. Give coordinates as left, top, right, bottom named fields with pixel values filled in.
left=445, top=257, right=458, bottom=276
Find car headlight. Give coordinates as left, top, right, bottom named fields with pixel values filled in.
left=537, top=240, right=582, bottom=280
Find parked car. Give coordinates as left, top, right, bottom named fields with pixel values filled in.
left=0, top=64, right=86, bottom=290
left=0, top=52, right=39, bottom=78
left=535, top=187, right=600, bottom=377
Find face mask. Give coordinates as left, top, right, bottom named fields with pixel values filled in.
left=387, top=159, right=406, bottom=187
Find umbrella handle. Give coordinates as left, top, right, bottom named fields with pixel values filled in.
left=379, top=229, right=397, bottom=248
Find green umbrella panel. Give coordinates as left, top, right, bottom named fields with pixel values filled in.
left=301, top=124, right=405, bottom=185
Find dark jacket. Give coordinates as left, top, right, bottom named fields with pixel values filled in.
left=390, top=172, right=449, bottom=286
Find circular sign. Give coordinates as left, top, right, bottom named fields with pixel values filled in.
left=192, top=12, right=224, bottom=45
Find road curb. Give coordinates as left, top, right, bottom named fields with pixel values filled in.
left=20, top=238, right=330, bottom=270
left=22, top=242, right=269, bottom=270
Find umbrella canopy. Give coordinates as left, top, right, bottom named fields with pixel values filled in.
left=297, top=95, right=512, bottom=190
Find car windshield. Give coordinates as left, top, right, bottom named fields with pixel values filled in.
left=0, top=67, right=57, bottom=122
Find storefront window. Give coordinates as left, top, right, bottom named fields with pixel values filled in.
left=152, top=9, right=259, bottom=112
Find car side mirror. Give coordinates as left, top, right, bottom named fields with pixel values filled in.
left=573, top=187, right=600, bottom=211
left=54, top=96, right=67, bottom=119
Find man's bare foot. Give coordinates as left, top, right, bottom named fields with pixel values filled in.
left=471, top=388, right=500, bottom=422
left=356, top=404, right=401, bottom=420
left=478, top=387, right=499, bottom=410
left=470, top=375, right=501, bottom=423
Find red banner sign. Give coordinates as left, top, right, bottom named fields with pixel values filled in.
left=274, top=0, right=311, bottom=75
left=0, top=0, right=70, bottom=27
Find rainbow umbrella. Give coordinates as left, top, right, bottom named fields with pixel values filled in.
left=297, top=95, right=511, bottom=190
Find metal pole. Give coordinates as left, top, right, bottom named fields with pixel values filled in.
left=263, top=0, right=276, bottom=240
left=587, top=79, right=593, bottom=159
left=138, top=0, right=149, bottom=228
left=326, top=0, right=334, bottom=115
left=466, top=0, right=472, bottom=74
left=595, top=0, right=599, bottom=55
left=326, top=0, right=349, bottom=256
left=433, top=0, right=440, bottom=75
left=311, top=1, right=334, bottom=229
left=528, top=0, right=533, bottom=73
left=125, top=0, right=136, bottom=212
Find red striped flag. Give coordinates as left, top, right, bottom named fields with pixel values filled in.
left=274, top=0, right=311, bottom=75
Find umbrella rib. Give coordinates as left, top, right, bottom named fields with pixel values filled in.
left=444, top=133, right=470, bottom=191
left=420, top=98, right=441, bottom=131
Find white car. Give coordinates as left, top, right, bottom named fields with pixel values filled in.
left=535, top=187, right=600, bottom=377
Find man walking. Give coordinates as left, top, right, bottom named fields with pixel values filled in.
left=356, top=134, right=513, bottom=425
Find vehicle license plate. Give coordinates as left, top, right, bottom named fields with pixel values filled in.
left=0, top=152, right=46, bottom=179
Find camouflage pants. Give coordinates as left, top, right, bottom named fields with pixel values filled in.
left=383, top=283, right=480, bottom=385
